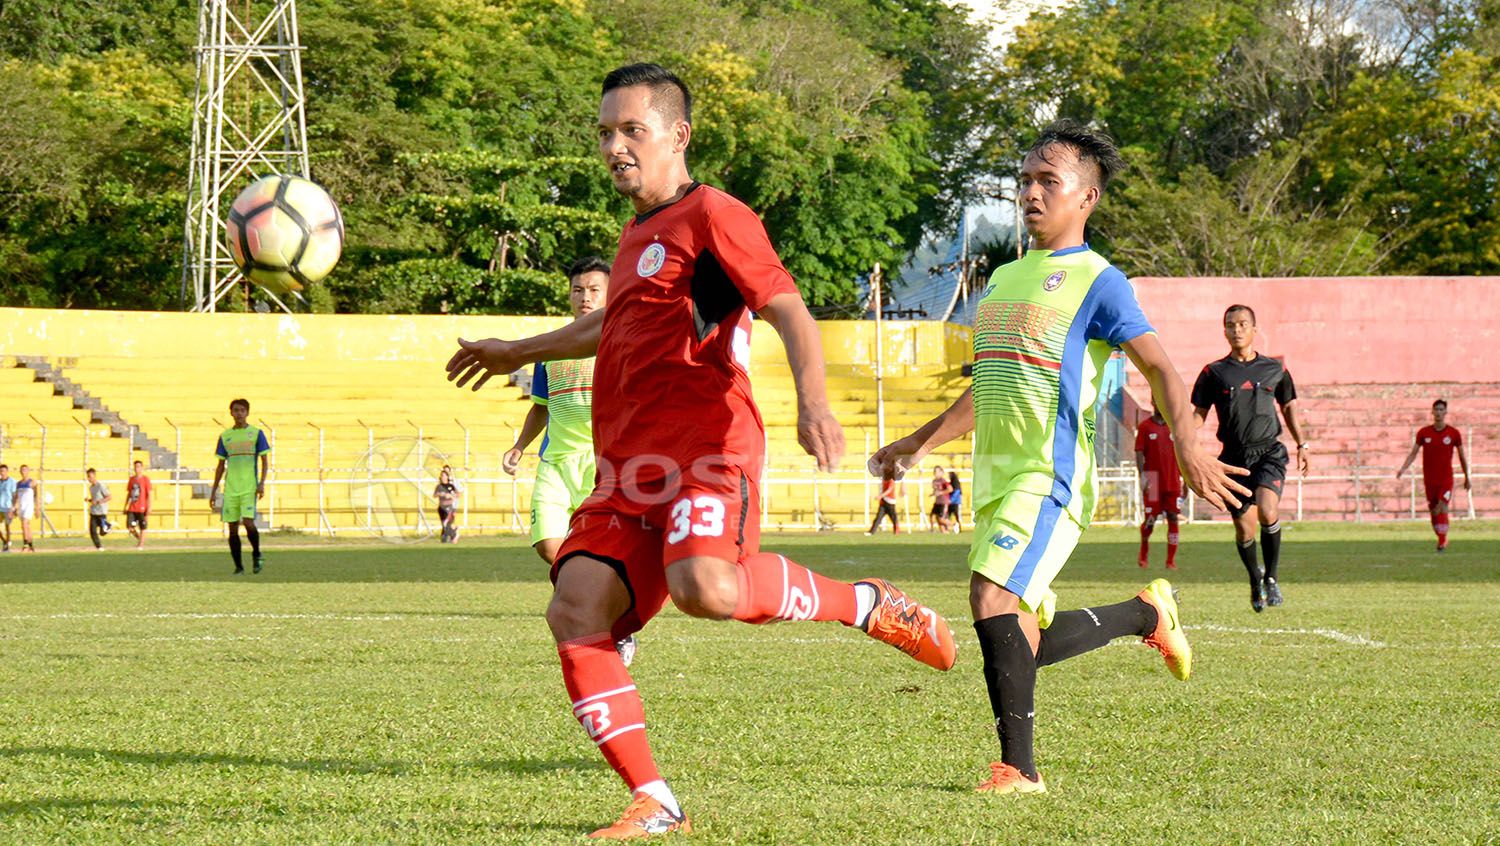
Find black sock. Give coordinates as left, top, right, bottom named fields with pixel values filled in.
left=228, top=530, right=242, bottom=568
left=1037, top=598, right=1157, bottom=668
left=1237, top=538, right=1262, bottom=583
left=1260, top=521, right=1282, bottom=582
left=974, top=614, right=1038, bottom=780
left=246, top=525, right=261, bottom=557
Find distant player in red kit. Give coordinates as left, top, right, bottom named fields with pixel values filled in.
left=1134, top=403, right=1182, bottom=569
left=1397, top=398, right=1472, bottom=551
left=446, top=63, right=956, bottom=840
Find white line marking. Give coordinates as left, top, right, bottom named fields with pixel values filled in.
left=1188, top=623, right=1387, bottom=648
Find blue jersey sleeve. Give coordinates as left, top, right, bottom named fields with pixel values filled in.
left=530, top=362, right=549, bottom=405
left=1085, top=267, right=1154, bottom=347
left=255, top=430, right=270, bottom=455
left=215, top=435, right=228, bottom=460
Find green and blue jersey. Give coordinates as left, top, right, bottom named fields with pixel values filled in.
left=531, top=358, right=595, bottom=462
left=972, top=244, right=1152, bottom=525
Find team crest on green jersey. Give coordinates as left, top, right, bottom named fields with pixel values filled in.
left=1042, top=270, right=1066, bottom=291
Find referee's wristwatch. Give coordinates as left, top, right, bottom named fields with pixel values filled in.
left=1296, top=442, right=1310, bottom=450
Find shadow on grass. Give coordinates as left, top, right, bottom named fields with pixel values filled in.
left=471, top=755, right=607, bottom=776
left=0, top=796, right=178, bottom=816
left=0, top=537, right=1494, bottom=585
left=0, top=745, right=411, bottom=776
left=0, top=746, right=609, bottom=780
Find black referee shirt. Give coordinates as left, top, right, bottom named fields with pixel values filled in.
left=1191, top=353, right=1296, bottom=457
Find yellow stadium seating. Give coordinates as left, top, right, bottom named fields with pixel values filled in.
left=0, top=310, right=974, bottom=539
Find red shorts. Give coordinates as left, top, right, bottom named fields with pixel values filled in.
left=1144, top=486, right=1182, bottom=517
left=1424, top=478, right=1453, bottom=510
left=552, top=459, right=762, bottom=640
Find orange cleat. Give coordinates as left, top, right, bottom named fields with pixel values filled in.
left=588, top=793, right=691, bottom=840
left=858, top=579, right=957, bottom=671
left=976, top=762, right=1046, bottom=795
left=1137, top=578, right=1191, bottom=681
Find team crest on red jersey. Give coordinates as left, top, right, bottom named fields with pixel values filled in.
left=1042, top=270, right=1066, bottom=291
left=637, top=242, right=667, bottom=277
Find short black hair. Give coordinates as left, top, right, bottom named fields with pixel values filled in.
left=133, top=460, right=143, bottom=467
left=568, top=255, right=611, bottom=280
left=602, top=63, right=691, bottom=124
left=1027, top=119, right=1125, bottom=189
left=0, top=464, right=7, bottom=471
left=1224, top=304, right=1257, bottom=325
left=1433, top=398, right=1448, bottom=409
left=87, top=467, right=96, bottom=475
left=230, top=398, right=250, bottom=412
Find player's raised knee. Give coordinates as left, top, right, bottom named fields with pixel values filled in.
left=545, top=590, right=614, bottom=640
left=666, top=558, right=738, bottom=620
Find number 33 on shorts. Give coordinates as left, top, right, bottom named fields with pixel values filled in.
left=667, top=495, right=726, bottom=544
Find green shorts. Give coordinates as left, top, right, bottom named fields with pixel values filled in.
left=221, top=491, right=257, bottom=523
left=530, top=452, right=596, bottom=546
left=967, top=491, right=1087, bottom=628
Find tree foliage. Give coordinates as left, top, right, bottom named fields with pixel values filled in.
left=0, top=0, right=987, bottom=312
left=984, top=0, right=1499, bottom=278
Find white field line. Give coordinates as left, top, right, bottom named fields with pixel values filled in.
left=11, top=613, right=1495, bottom=650
left=1186, top=623, right=1388, bottom=648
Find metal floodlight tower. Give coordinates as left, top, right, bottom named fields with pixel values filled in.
left=181, top=0, right=310, bottom=313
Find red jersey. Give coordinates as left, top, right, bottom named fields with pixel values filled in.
left=595, top=183, right=798, bottom=479
left=1134, top=416, right=1182, bottom=494
left=1416, top=425, right=1462, bottom=483
left=126, top=474, right=152, bottom=514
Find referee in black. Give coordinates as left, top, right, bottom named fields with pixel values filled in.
left=1192, top=304, right=1309, bottom=612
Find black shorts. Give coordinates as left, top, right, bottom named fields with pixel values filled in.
left=945, top=502, right=962, bottom=519
left=127, top=512, right=148, bottom=530
left=931, top=503, right=948, bottom=518
left=1222, top=443, right=1288, bottom=516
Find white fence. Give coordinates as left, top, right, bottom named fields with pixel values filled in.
left=1, top=418, right=1490, bottom=538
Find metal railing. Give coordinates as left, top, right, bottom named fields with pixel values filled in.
left=0, top=418, right=1490, bottom=538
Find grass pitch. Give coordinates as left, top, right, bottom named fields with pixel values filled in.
left=2, top=522, right=1498, bottom=845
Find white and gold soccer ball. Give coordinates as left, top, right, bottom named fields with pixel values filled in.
left=225, top=174, right=344, bottom=295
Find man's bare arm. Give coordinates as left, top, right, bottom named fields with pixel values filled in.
left=447, top=309, right=606, bottom=392
left=1459, top=439, right=1473, bottom=488
left=868, top=389, right=974, bottom=479
left=503, top=404, right=550, bottom=475
left=1396, top=441, right=1422, bottom=479
left=1282, top=400, right=1309, bottom=475
left=757, top=292, right=844, bottom=471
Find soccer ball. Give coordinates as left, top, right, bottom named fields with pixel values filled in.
left=226, top=174, right=344, bottom=295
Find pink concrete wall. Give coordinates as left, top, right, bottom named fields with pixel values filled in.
left=1131, top=277, right=1500, bottom=385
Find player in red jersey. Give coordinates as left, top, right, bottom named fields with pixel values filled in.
left=1134, top=402, right=1182, bottom=569
left=446, top=63, right=956, bottom=840
left=1397, top=398, right=1472, bottom=551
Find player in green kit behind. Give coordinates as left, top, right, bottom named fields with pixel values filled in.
left=209, top=398, right=270, bottom=574
left=871, top=121, right=1250, bottom=795
left=503, top=257, right=636, bottom=665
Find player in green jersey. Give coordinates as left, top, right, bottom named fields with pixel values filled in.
left=209, top=398, right=270, bottom=574
left=871, top=121, right=1249, bottom=795
left=503, top=258, right=636, bottom=666
left=503, top=256, right=609, bottom=564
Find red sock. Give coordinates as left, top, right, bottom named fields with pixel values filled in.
left=558, top=634, right=660, bottom=791
left=732, top=552, right=858, bottom=625
left=1435, top=512, right=1450, bottom=546
left=1138, top=522, right=1152, bottom=563
left=1166, top=518, right=1179, bottom=567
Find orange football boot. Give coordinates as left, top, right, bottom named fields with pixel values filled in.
left=858, top=579, right=957, bottom=670
left=588, top=793, right=691, bottom=840
left=1137, top=578, right=1192, bottom=681
left=976, top=762, right=1046, bottom=795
